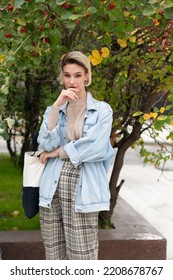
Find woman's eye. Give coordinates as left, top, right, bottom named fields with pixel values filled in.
left=75, top=74, right=82, bottom=78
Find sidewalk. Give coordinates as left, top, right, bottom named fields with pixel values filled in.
left=111, top=145, right=173, bottom=260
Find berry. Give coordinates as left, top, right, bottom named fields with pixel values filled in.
left=31, top=51, right=37, bottom=57
left=43, top=37, right=50, bottom=43
left=39, top=26, right=44, bottom=31
left=150, top=47, right=156, bottom=52
left=7, top=4, right=14, bottom=11
left=62, top=2, right=75, bottom=9
left=159, top=10, right=164, bottom=15
left=85, top=10, right=90, bottom=17
left=5, top=33, right=13, bottom=38
left=107, top=3, right=116, bottom=10
left=42, top=10, right=48, bottom=16
left=75, top=19, right=80, bottom=25
left=20, top=26, right=26, bottom=33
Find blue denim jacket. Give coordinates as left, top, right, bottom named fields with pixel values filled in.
left=37, top=92, right=114, bottom=212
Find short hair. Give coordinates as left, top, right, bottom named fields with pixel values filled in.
left=59, top=51, right=92, bottom=86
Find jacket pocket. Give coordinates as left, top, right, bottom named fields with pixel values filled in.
left=83, top=112, right=98, bottom=135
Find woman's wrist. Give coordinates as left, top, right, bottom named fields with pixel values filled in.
left=52, top=103, right=60, bottom=109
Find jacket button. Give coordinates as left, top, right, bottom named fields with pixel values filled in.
left=54, top=180, right=57, bottom=184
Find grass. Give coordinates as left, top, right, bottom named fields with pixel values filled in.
left=0, top=154, right=40, bottom=230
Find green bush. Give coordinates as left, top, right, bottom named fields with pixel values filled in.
left=0, top=154, right=40, bottom=230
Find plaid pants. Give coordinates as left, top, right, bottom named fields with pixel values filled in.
left=40, top=159, right=99, bottom=260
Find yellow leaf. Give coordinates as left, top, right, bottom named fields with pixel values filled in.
left=124, top=11, right=130, bottom=17
left=38, top=47, right=42, bottom=56
left=138, top=38, right=144, bottom=45
left=131, top=15, right=136, bottom=20
left=153, top=19, right=160, bottom=26
left=150, top=112, right=158, bottom=119
left=11, top=210, right=20, bottom=218
left=143, top=113, right=151, bottom=120
left=170, top=121, right=173, bottom=126
left=92, top=50, right=100, bottom=59
left=117, top=39, right=127, bottom=48
left=131, top=28, right=139, bottom=35
left=88, top=55, right=101, bottom=66
left=88, top=55, right=93, bottom=62
left=101, top=47, right=110, bottom=58
left=0, top=53, right=6, bottom=63
left=129, top=36, right=136, bottom=43
left=17, top=18, right=26, bottom=26
left=160, top=107, right=165, bottom=113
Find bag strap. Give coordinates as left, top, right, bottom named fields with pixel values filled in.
left=32, top=132, right=39, bottom=152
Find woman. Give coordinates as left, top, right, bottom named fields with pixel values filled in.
left=37, top=51, right=114, bottom=260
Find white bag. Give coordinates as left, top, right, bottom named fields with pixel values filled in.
left=23, top=151, right=45, bottom=187
left=22, top=151, right=45, bottom=218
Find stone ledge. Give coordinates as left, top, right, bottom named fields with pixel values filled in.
left=98, top=229, right=166, bottom=260
left=0, top=198, right=167, bottom=260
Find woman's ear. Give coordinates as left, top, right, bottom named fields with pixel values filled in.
left=85, top=73, right=89, bottom=85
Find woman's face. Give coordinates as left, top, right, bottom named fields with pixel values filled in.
left=62, top=63, right=88, bottom=97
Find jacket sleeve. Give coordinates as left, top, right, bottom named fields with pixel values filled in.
left=64, top=103, right=114, bottom=167
left=37, top=106, right=60, bottom=152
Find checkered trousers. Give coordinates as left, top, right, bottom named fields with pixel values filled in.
left=40, top=159, right=99, bottom=260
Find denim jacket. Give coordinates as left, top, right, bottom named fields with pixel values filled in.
left=37, top=92, right=114, bottom=212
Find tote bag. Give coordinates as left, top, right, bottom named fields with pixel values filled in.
left=22, top=151, right=45, bottom=218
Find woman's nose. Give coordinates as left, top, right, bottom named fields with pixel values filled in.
left=69, top=77, right=74, bottom=83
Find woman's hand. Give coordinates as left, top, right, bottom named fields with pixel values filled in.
left=53, top=88, right=78, bottom=107
left=39, top=148, right=59, bottom=164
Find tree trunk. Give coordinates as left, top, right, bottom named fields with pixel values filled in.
left=19, top=69, right=41, bottom=169
left=99, top=121, right=142, bottom=226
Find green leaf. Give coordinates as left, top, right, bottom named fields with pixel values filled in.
left=165, top=105, right=172, bottom=111
left=61, top=11, right=73, bottom=20
left=148, top=0, right=158, bottom=3
left=157, top=115, right=167, bottom=121
left=5, top=117, right=15, bottom=129
left=164, top=7, right=173, bottom=19
left=166, top=132, right=173, bottom=140
left=88, top=7, right=97, bottom=14
left=31, top=56, right=41, bottom=65
left=15, top=0, right=25, bottom=9
left=164, top=1, right=173, bottom=8
left=170, top=35, right=173, bottom=45
left=143, top=8, right=155, bottom=16
left=55, top=0, right=66, bottom=5
left=103, top=34, right=112, bottom=45
left=153, top=107, right=159, bottom=113
left=7, top=56, right=15, bottom=61
left=133, top=111, right=143, bottom=117
left=139, top=115, right=145, bottom=124
left=0, top=131, right=9, bottom=140
left=153, top=120, right=165, bottom=130
left=0, top=85, right=8, bottom=95
left=69, top=14, right=83, bottom=20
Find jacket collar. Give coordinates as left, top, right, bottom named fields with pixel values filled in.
left=59, top=92, right=97, bottom=114
left=87, top=92, right=97, bottom=111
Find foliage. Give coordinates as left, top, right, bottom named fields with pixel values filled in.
left=0, top=0, right=173, bottom=224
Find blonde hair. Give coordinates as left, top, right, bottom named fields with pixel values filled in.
left=59, top=51, right=92, bottom=86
